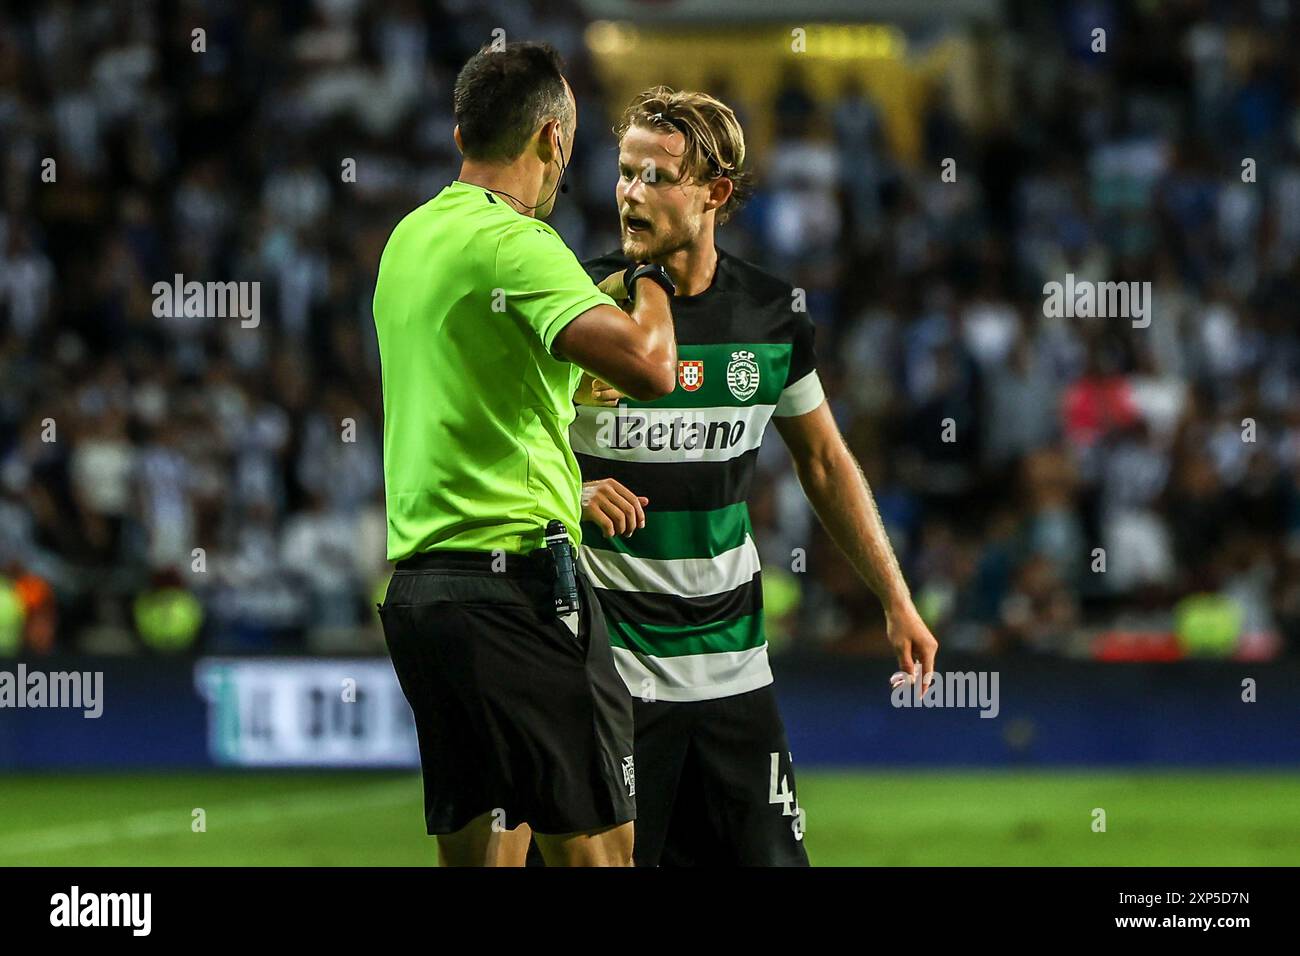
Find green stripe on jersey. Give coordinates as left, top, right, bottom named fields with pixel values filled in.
left=623, top=343, right=791, bottom=409
left=581, top=502, right=751, bottom=560
left=607, top=611, right=766, bottom=658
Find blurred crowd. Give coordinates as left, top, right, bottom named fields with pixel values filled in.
left=1, top=0, right=1299, bottom=658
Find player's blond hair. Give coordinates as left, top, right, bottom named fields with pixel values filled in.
left=615, top=86, right=753, bottom=223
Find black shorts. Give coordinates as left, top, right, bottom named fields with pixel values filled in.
left=379, top=551, right=635, bottom=836
left=632, top=684, right=809, bottom=867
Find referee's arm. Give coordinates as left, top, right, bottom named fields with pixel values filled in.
left=554, top=279, right=676, bottom=400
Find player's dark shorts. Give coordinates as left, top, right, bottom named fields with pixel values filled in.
left=378, top=550, right=635, bottom=836
left=632, top=683, right=810, bottom=867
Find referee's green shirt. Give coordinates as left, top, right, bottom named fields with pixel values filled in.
left=373, top=180, right=616, bottom=561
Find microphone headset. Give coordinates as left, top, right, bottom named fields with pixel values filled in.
left=488, top=129, right=569, bottom=210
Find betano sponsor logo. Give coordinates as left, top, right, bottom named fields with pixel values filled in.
left=594, top=408, right=745, bottom=455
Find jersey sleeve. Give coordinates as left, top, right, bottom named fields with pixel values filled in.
left=774, top=315, right=825, bottom=417
left=496, top=224, right=617, bottom=355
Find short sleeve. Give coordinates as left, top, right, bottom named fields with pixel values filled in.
left=774, top=315, right=825, bottom=417
left=496, top=224, right=617, bottom=355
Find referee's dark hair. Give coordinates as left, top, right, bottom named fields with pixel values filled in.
left=453, top=41, right=572, bottom=162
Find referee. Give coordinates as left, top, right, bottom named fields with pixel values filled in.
left=372, top=42, right=677, bottom=867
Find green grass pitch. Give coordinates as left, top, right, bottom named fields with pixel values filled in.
left=1, top=770, right=1297, bottom=866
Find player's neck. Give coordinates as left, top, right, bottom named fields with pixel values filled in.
left=659, top=232, right=719, bottom=297
left=457, top=160, right=543, bottom=218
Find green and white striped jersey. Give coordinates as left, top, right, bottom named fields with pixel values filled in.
left=573, top=250, right=824, bottom=702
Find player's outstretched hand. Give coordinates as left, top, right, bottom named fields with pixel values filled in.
left=886, top=606, right=939, bottom=693
left=582, top=478, right=647, bottom=538
left=574, top=373, right=623, bottom=406
left=597, top=270, right=629, bottom=305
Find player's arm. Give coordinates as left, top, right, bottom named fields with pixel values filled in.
left=499, top=229, right=675, bottom=402
left=554, top=273, right=676, bottom=401
left=775, top=402, right=939, bottom=685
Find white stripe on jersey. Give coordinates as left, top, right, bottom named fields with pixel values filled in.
left=580, top=537, right=761, bottom=598
left=612, top=644, right=774, bottom=702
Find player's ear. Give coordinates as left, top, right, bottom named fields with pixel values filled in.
left=705, top=176, right=734, bottom=213
left=453, top=125, right=464, bottom=156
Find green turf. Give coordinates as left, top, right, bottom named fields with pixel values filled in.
left=0, top=770, right=1297, bottom=866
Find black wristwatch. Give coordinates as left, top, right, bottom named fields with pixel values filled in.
left=623, top=262, right=676, bottom=304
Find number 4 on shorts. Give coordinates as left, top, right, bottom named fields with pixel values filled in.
left=768, top=751, right=795, bottom=815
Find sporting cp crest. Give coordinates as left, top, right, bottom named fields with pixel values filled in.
left=678, top=360, right=704, bottom=391
left=726, top=350, right=759, bottom=401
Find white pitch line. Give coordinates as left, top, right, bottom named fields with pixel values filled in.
left=0, top=779, right=418, bottom=859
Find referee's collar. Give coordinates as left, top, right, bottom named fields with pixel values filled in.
left=449, top=179, right=506, bottom=207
